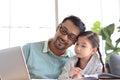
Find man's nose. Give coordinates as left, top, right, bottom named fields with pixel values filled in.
left=62, top=34, right=69, bottom=41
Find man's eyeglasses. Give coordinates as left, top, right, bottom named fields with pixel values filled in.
left=59, top=24, right=77, bottom=41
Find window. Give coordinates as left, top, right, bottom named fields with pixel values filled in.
left=0, top=0, right=119, bottom=50
left=0, top=0, right=55, bottom=49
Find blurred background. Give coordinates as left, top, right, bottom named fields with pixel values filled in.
left=0, top=0, right=119, bottom=51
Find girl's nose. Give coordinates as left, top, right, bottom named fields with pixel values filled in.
left=76, top=46, right=81, bottom=51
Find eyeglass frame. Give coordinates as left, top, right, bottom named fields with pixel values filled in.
left=59, top=24, right=78, bottom=41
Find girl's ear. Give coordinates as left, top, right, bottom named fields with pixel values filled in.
left=91, top=48, right=97, bottom=55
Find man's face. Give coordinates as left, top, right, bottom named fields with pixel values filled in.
left=53, top=20, right=80, bottom=50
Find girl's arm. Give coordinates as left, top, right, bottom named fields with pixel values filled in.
left=58, top=56, right=78, bottom=79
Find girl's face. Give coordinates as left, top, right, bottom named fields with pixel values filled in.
left=74, top=36, right=96, bottom=59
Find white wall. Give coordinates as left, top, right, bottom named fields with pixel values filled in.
left=0, top=0, right=119, bottom=50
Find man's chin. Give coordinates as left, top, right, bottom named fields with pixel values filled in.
left=56, top=46, right=66, bottom=50
left=57, top=44, right=68, bottom=50
left=54, top=40, right=67, bottom=50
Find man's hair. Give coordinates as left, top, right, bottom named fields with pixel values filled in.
left=62, top=15, right=86, bottom=34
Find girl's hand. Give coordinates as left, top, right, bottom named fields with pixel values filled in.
left=69, top=67, right=82, bottom=79
left=72, top=73, right=83, bottom=79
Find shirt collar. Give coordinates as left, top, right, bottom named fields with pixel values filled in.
left=43, top=40, right=49, bottom=53
left=43, top=39, right=70, bottom=57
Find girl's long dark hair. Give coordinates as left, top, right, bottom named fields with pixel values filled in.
left=75, top=31, right=105, bottom=72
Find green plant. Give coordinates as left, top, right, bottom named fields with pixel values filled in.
left=91, top=21, right=120, bottom=63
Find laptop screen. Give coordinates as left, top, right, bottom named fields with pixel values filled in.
left=0, top=46, right=30, bottom=80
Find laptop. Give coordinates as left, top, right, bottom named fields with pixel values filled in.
left=0, top=46, right=30, bottom=80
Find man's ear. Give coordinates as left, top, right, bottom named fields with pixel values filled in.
left=56, top=24, right=60, bottom=32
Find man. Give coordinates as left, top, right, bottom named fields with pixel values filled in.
left=22, top=15, right=86, bottom=79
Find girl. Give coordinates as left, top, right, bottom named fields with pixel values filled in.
left=58, top=31, right=105, bottom=79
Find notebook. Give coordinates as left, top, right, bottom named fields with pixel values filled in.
left=0, top=46, right=30, bottom=80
